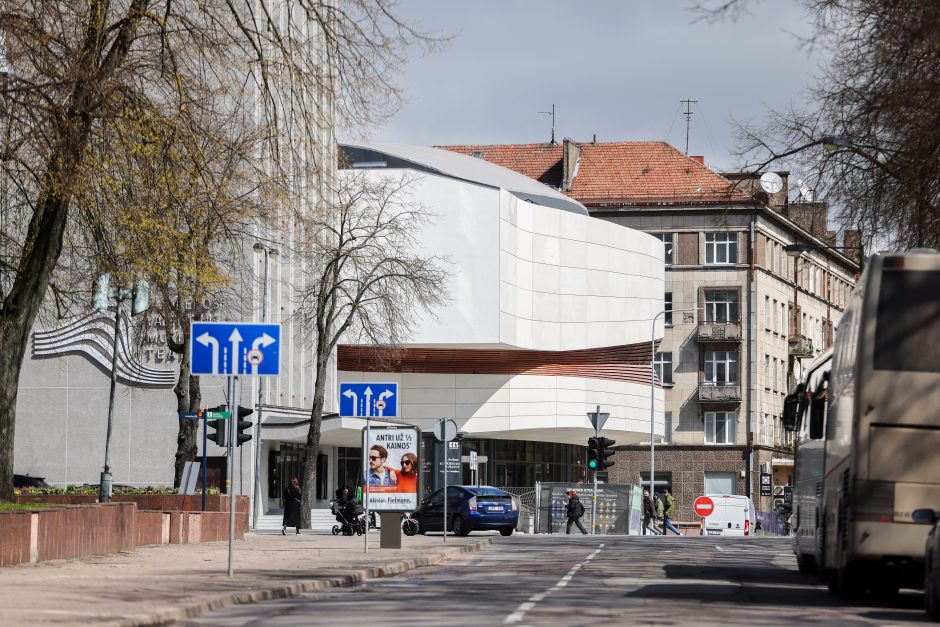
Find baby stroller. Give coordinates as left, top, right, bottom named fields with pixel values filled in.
left=331, top=498, right=366, bottom=536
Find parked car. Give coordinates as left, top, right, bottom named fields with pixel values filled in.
left=702, top=494, right=756, bottom=536
left=413, top=486, right=518, bottom=536
left=913, top=507, right=940, bottom=620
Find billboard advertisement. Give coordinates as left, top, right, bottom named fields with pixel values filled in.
left=362, top=425, right=419, bottom=511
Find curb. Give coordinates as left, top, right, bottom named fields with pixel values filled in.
left=123, top=537, right=494, bottom=627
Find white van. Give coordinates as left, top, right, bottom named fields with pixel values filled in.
left=702, top=494, right=756, bottom=536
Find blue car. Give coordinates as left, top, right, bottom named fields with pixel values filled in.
left=413, top=486, right=518, bottom=536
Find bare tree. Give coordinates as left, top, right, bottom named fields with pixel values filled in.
left=0, top=0, right=442, bottom=500
left=696, top=0, right=940, bottom=250
left=295, top=170, right=449, bottom=527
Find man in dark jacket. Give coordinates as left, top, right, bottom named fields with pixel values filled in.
left=642, top=488, right=660, bottom=535
left=565, top=489, right=588, bottom=534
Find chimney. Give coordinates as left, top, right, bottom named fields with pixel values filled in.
left=690, top=155, right=705, bottom=165
left=561, top=138, right=581, bottom=192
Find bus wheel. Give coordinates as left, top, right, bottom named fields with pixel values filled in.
left=797, top=553, right=817, bottom=575
left=838, top=564, right=868, bottom=600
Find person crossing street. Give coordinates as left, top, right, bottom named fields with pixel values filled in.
left=565, top=489, right=588, bottom=534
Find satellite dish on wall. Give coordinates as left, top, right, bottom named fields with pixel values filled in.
left=797, top=178, right=814, bottom=202
left=760, top=172, right=784, bottom=194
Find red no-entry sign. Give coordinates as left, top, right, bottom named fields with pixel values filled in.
left=693, top=496, right=715, bottom=517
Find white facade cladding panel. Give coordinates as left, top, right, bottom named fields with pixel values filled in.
left=353, top=170, right=664, bottom=352
left=337, top=370, right=664, bottom=446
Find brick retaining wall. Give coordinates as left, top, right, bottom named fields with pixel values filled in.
left=1, top=498, right=249, bottom=567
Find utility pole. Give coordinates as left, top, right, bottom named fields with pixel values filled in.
left=680, top=98, right=698, bottom=155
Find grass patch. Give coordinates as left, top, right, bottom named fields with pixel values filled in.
left=0, top=501, right=64, bottom=511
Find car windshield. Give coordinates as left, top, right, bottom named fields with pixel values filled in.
left=465, top=488, right=508, bottom=497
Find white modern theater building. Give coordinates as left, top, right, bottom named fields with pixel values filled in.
left=324, top=142, right=665, bottom=493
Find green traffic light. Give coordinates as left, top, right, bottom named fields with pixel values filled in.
left=588, top=460, right=598, bottom=470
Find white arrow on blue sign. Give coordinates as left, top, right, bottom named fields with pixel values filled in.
left=339, top=382, right=397, bottom=418
left=190, top=322, right=282, bottom=376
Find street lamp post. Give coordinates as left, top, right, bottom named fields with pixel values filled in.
left=649, top=307, right=698, bottom=497
left=92, top=276, right=149, bottom=503
left=251, top=242, right=277, bottom=529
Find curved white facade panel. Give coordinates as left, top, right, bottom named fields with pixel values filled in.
left=336, top=370, right=665, bottom=445
left=355, top=169, right=664, bottom=351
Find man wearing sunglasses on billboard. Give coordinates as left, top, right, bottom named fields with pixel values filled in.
left=367, top=444, right=398, bottom=487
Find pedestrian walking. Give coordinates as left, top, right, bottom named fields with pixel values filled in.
left=282, top=477, right=303, bottom=535
left=662, top=487, right=681, bottom=536
left=653, top=491, right=664, bottom=533
left=642, top=488, right=660, bottom=535
left=565, top=489, right=588, bottom=535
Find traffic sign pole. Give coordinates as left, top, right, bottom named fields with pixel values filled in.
left=227, top=376, right=238, bottom=577
left=202, top=407, right=208, bottom=512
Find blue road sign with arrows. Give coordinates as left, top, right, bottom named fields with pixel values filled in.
left=190, top=322, right=281, bottom=376
left=339, top=382, right=398, bottom=418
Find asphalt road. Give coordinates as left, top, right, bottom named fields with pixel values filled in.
left=177, top=534, right=930, bottom=626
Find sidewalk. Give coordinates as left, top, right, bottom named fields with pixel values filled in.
left=0, top=530, right=494, bottom=626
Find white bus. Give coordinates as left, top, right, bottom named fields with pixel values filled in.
left=783, top=349, right=832, bottom=574
left=790, top=250, right=940, bottom=598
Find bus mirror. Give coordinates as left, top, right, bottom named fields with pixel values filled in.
left=782, top=394, right=800, bottom=431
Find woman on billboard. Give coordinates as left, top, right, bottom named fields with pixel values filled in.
left=395, top=452, right=418, bottom=494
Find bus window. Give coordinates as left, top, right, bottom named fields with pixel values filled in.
left=875, top=269, right=940, bottom=372
left=809, top=394, right=826, bottom=440
left=782, top=388, right=802, bottom=431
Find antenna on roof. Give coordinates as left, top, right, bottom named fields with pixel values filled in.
left=680, top=97, right=698, bottom=155
left=538, top=104, right=556, bottom=145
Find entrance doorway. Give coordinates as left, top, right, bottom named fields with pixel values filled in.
left=269, top=444, right=329, bottom=509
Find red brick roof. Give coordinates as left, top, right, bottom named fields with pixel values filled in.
left=438, top=141, right=752, bottom=206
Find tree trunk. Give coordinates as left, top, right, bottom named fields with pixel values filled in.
left=0, top=138, right=90, bottom=500
left=172, top=324, right=202, bottom=487
left=301, top=349, right=330, bottom=527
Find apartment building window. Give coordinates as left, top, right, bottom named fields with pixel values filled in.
left=773, top=299, right=780, bottom=333
left=781, top=302, right=788, bottom=336
left=705, top=411, right=736, bottom=444
left=764, top=296, right=771, bottom=330
left=664, top=411, right=673, bottom=443
left=652, top=232, right=674, bottom=266
left=704, top=290, right=739, bottom=323
left=664, top=292, right=673, bottom=325
left=772, top=359, right=778, bottom=392
left=763, top=355, right=770, bottom=388
left=705, top=232, right=737, bottom=264
left=704, top=350, right=738, bottom=385
left=654, top=352, right=673, bottom=385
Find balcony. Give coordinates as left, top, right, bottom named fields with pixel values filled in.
left=788, top=334, right=814, bottom=358
left=698, top=383, right=742, bottom=402
left=697, top=321, right=742, bottom=342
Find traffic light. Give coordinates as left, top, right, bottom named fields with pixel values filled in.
left=587, top=437, right=600, bottom=470
left=596, top=436, right=616, bottom=470
left=206, top=405, right=227, bottom=447
left=587, top=436, right=617, bottom=471
left=235, top=406, right=253, bottom=447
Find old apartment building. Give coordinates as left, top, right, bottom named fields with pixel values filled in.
left=443, top=139, right=859, bottom=519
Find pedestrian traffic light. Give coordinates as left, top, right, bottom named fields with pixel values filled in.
left=596, top=436, right=616, bottom=470
left=207, top=404, right=227, bottom=447
left=587, top=437, right=600, bottom=470
left=235, top=406, right=253, bottom=447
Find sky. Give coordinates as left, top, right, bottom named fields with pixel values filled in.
left=369, top=0, right=823, bottom=173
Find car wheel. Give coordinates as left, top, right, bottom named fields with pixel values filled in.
left=452, top=515, right=469, bottom=536
left=499, top=526, right=514, bottom=537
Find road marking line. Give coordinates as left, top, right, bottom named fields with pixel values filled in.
left=716, top=545, right=725, bottom=552
left=504, top=545, right=604, bottom=624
